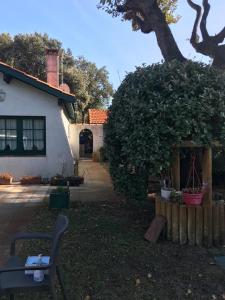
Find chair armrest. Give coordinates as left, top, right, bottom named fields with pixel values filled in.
left=0, top=264, right=52, bottom=274
left=10, top=232, right=53, bottom=255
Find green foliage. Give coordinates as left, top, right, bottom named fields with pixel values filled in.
left=98, top=0, right=179, bottom=25
left=105, top=61, right=225, bottom=201
left=0, top=33, right=113, bottom=121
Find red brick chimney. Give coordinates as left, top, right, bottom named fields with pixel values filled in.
left=46, top=49, right=59, bottom=87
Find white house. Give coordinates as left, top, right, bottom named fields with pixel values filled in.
left=0, top=50, right=76, bottom=180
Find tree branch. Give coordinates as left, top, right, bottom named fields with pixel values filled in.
left=187, top=0, right=202, bottom=47
left=213, top=27, right=225, bottom=44
left=200, top=0, right=210, bottom=40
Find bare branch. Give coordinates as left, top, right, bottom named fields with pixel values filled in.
left=187, top=0, right=202, bottom=47
left=214, top=27, right=225, bottom=44
left=200, top=0, right=210, bottom=40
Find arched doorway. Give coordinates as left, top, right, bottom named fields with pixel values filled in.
left=79, top=129, right=93, bottom=158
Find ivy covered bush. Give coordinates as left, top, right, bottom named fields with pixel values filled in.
left=105, top=61, right=225, bottom=201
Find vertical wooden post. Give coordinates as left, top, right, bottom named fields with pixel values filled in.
left=188, top=206, right=196, bottom=246
left=212, top=204, right=220, bottom=246
left=166, top=202, right=172, bottom=240
left=202, top=147, right=213, bottom=247
left=172, top=203, right=179, bottom=243
left=155, top=197, right=161, bottom=215
left=179, top=205, right=187, bottom=245
left=202, top=147, right=212, bottom=206
left=203, top=206, right=213, bottom=247
left=196, top=206, right=203, bottom=246
left=171, top=148, right=180, bottom=190
left=219, top=203, right=225, bottom=245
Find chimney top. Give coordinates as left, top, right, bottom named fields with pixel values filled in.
left=46, top=49, right=59, bottom=88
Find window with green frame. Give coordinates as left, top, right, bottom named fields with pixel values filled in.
left=0, top=116, right=46, bottom=156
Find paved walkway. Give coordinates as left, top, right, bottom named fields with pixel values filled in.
left=0, top=185, right=50, bottom=265
left=70, top=160, right=115, bottom=202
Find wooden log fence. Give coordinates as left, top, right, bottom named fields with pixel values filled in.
left=155, top=197, right=225, bottom=247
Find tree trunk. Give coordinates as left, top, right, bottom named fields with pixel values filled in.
left=150, top=5, right=186, bottom=62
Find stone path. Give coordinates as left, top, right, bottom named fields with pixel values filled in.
left=70, top=160, right=116, bottom=202
left=0, top=185, right=50, bottom=265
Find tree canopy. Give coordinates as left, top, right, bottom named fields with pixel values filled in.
left=0, top=33, right=113, bottom=122
left=105, top=61, right=225, bottom=201
left=98, top=0, right=225, bottom=69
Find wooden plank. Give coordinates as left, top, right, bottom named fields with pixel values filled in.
left=212, top=204, right=220, bottom=246
left=219, top=203, right=225, bottom=245
left=196, top=206, right=203, bottom=246
left=188, top=206, right=196, bottom=246
left=155, top=197, right=161, bottom=216
left=166, top=202, right=172, bottom=240
left=179, top=205, right=188, bottom=245
left=171, top=148, right=180, bottom=190
left=203, top=206, right=213, bottom=247
left=202, top=148, right=212, bottom=206
left=144, top=215, right=167, bottom=243
left=160, top=201, right=166, bottom=217
left=172, top=203, right=179, bottom=243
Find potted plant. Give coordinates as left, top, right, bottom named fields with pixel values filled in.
left=0, top=173, right=13, bottom=185
left=50, top=175, right=67, bottom=186
left=182, top=187, right=203, bottom=205
left=160, top=176, right=173, bottom=200
left=49, top=187, right=70, bottom=209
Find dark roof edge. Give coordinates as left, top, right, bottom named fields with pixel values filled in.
left=0, top=63, right=75, bottom=104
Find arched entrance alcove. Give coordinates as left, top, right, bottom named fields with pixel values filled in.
left=79, top=129, right=93, bottom=159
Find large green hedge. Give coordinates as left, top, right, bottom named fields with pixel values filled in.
left=105, top=61, right=225, bottom=201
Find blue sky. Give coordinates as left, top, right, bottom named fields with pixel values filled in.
left=0, top=0, right=224, bottom=89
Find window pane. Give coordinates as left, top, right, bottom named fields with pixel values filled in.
left=0, top=119, right=5, bottom=130
left=23, top=140, right=33, bottom=150
left=34, top=120, right=44, bottom=130
left=34, top=141, right=44, bottom=150
left=34, top=130, right=44, bottom=140
left=6, top=130, right=17, bottom=139
left=23, top=119, right=33, bottom=130
left=6, top=140, right=17, bottom=151
left=0, top=129, right=5, bottom=139
left=0, top=140, right=5, bottom=150
left=6, top=119, right=16, bottom=130
left=23, top=130, right=33, bottom=140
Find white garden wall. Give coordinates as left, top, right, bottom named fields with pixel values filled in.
left=69, top=124, right=104, bottom=159
left=0, top=73, right=74, bottom=180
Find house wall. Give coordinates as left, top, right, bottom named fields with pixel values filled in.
left=69, top=124, right=104, bottom=159
left=0, top=73, right=74, bottom=180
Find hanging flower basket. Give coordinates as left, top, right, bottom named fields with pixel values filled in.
left=182, top=153, right=203, bottom=206
left=182, top=188, right=203, bottom=205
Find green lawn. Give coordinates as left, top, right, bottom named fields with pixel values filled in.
left=5, top=201, right=225, bottom=300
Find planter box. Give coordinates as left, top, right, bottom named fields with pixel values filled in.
left=20, top=176, right=42, bottom=185
left=49, top=190, right=70, bottom=209
left=66, top=176, right=84, bottom=186
left=50, top=178, right=67, bottom=186
left=0, top=177, right=13, bottom=185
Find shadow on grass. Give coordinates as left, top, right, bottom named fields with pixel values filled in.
left=3, top=200, right=225, bottom=300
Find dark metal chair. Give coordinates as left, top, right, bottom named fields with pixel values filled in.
left=0, top=214, right=69, bottom=300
